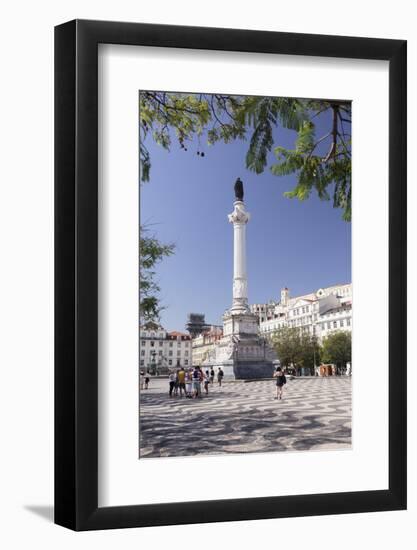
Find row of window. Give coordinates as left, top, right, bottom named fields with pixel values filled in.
left=140, top=340, right=190, bottom=348
left=261, top=316, right=351, bottom=332
left=288, top=315, right=317, bottom=327
left=321, top=308, right=351, bottom=319
left=291, top=305, right=312, bottom=316
left=322, top=318, right=351, bottom=330
left=139, top=332, right=191, bottom=341
left=139, top=332, right=166, bottom=338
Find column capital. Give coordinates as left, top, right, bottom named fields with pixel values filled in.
left=228, top=201, right=250, bottom=224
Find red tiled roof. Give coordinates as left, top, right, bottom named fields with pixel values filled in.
left=168, top=331, right=191, bottom=339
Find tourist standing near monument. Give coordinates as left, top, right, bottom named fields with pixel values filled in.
left=273, top=367, right=287, bottom=400
left=177, top=366, right=186, bottom=397
left=217, top=368, right=224, bottom=386
left=168, top=371, right=176, bottom=397
left=192, top=366, right=203, bottom=398
left=204, top=370, right=210, bottom=394
left=185, top=369, right=193, bottom=397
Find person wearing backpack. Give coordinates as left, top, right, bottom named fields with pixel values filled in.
left=144, top=371, right=151, bottom=390
left=273, top=366, right=286, bottom=400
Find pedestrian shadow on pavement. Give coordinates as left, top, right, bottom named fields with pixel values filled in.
left=139, top=404, right=352, bottom=458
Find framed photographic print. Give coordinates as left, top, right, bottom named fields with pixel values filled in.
left=55, top=20, right=406, bottom=530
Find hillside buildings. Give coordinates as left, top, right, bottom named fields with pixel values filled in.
left=140, top=283, right=351, bottom=373
left=251, top=283, right=352, bottom=342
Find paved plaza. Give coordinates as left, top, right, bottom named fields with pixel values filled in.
left=139, top=377, right=352, bottom=458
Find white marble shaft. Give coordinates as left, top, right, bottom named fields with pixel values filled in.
left=228, top=200, right=250, bottom=313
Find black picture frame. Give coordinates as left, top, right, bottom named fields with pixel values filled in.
left=55, top=19, right=407, bottom=531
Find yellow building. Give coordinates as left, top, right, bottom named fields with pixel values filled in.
left=191, top=327, right=223, bottom=366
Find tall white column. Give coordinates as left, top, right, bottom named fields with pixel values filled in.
left=228, top=200, right=250, bottom=313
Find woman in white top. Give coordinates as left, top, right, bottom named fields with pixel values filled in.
left=168, top=371, right=176, bottom=397
left=185, top=370, right=193, bottom=397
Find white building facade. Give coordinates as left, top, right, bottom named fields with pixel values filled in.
left=251, top=283, right=352, bottom=342
left=139, top=326, right=192, bottom=371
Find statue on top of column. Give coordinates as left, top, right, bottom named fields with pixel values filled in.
left=234, top=177, right=244, bottom=201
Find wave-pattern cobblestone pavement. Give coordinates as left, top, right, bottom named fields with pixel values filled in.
left=139, top=377, right=352, bottom=458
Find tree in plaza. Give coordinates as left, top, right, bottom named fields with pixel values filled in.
left=271, top=327, right=321, bottom=375
left=271, top=327, right=300, bottom=370
left=321, top=331, right=352, bottom=374
left=139, top=92, right=351, bottom=220
left=299, top=332, right=321, bottom=374
left=139, top=228, right=175, bottom=323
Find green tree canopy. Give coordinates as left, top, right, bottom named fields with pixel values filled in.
left=139, top=92, right=351, bottom=220
left=299, top=331, right=321, bottom=371
left=321, top=331, right=352, bottom=368
left=139, top=228, right=174, bottom=323
left=271, top=327, right=320, bottom=372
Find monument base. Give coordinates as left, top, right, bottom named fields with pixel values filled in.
left=212, top=360, right=274, bottom=380
left=233, top=361, right=275, bottom=380
left=202, top=307, right=277, bottom=380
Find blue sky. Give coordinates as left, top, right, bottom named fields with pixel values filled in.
left=140, top=99, right=351, bottom=331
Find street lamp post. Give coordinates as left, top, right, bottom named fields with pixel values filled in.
left=150, top=349, right=157, bottom=375
left=312, top=321, right=317, bottom=376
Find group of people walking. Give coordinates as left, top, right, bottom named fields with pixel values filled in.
left=168, top=366, right=224, bottom=398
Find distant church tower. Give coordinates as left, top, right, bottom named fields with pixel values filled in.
left=281, top=287, right=290, bottom=306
